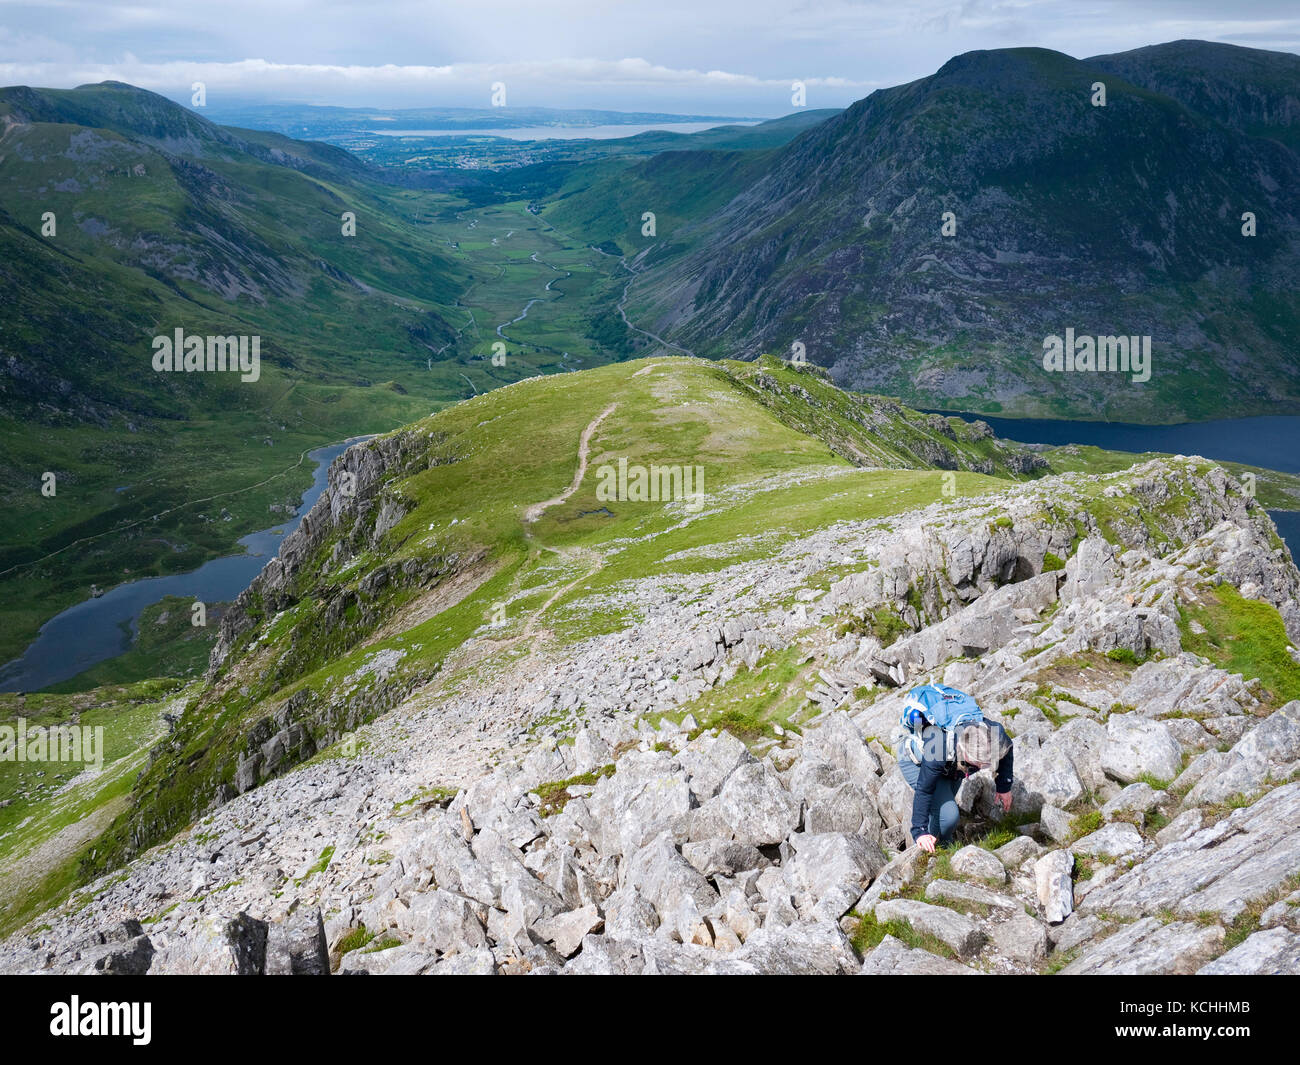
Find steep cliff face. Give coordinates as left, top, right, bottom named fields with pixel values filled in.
left=209, top=430, right=458, bottom=677
left=582, top=42, right=1300, bottom=421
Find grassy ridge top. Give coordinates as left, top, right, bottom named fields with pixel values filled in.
left=76, top=354, right=1292, bottom=883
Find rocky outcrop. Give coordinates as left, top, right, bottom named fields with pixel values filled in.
left=4, top=456, right=1299, bottom=976
left=209, top=429, right=459, bottom=676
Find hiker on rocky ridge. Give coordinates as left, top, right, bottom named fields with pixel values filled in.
left=897, top=684, right=1014, bottom=853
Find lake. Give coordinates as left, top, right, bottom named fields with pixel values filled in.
left=0, top=437, right=367, bottom=693
left=940, top=412, right=1300, bottom=557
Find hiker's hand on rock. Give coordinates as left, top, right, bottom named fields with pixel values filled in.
left=995, top=790, right=1012, bottom=812
left=916, top=834, right=937, bottom=853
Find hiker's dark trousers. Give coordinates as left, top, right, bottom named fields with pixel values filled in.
left=899, top=757, right=961, bottom=844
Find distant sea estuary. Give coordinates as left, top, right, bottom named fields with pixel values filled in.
left=942, top=412, right=1300, bottom=558
left=365, top=122, right=758, bottom=140
left=0, top=437, right=369, bottom=693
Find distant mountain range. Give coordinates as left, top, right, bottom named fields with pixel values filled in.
left=549, top=41, right=1300, bottom=422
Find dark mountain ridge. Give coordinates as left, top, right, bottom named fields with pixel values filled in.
left=578, top=41, right=1300, bottom=422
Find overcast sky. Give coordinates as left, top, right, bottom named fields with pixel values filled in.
left=1, top=0, right=1298, bottom=115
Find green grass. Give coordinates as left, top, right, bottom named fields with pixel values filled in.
left=849, top=910, right=958, bottom=961
left=1041, top=551, right=1066, bottom=572
left=839, top=604, right=911, bottom=647
left=1179, top=583, right=1300, bottom=705
left=0, top=680, right=178, bottom=935
left=668, top=645, right=817, bottom=746
left=392, top=784, right=459, bottom=811
left=335, top=924, right=377, bottom=957
left=295, top=845, right=335, bottom=885
left=1069, top=810, right=1104, bottom=840
left=534, top=765, right=615, bottom=817
left=1105, top=647, right=1144, bottom=665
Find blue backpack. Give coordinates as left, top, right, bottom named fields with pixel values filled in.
left=899, top=683, right=984, bottom=764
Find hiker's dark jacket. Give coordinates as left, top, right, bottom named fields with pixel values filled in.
left=909, top=722, right=1014, bottom=842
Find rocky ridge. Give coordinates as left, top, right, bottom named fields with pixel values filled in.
left=3, top=456, right=1299, bottom=974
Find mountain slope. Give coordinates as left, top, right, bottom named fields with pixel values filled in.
left=0, top=82, right=618, bottom=665
left=0, top=354, right=1278, bottom=904
left=1088, top=40, right=1300, bottom=150
left=558, top=42, right=1300, bottom=422
left=2, top=357, right=1299, bottom=973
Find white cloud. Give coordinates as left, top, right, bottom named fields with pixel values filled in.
left=0, top=56, right=885, bottom=112
left=0, top=0, right=1295, bottom=112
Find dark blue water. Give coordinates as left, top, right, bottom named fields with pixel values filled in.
left=0, top=438, right=367, bottom=693
left=943, top=413, right=1300, bottom=474
left=941, top=412, right=1300, bottom=557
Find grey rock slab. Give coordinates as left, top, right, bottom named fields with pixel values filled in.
left=873, top=899, right=986, bottom=959
left=1260, top=890, right=1300, bottom=931
left=265, top=908, right=329, bottom=975
left=398, top=889, right=488, bottom=953
left=624, top=833, right=718, bottom=921
left=1049, top=718, right=1109, bottom=790
left=1102, top=782, right=1164, bottom=821
left=1186, top=702, right=1300, bottom=806
left=950, top=845, right=1008, bottom=884
left=1048, top=913, right=1107, bottom=954
left=852, top=845, right=924, bottom=916
left=1101, top=713, right=1182, bottom=785
left=1079, top=782, right=1300, bottom=922
left=562, top=935, right=645, bottom=975
left=1014, top=742, right=1085, bottom=813
left=602, top=886, right=660, bottom=939
left=924, top=879, right=1021, bottom=913
left=79, top=935, right=155, bottom=975
left=586, top=750, right=693, bottom=856
left=534, top=903, right=603, bottom=958
left=785, top=760, right=850, bottom=805
left=1074, top=863, right=1122, bottom=902
left=429, top=947, right=499, bottom=975
left=681, top=839, right=769, bottom=878
left=994, top=835, right=1044, bottom=869
left=782, top=831, right=888, bottom=918
left=1155, top=807, right=1204, bottom=846
left=859, top=934, right=982, bottom=975
left=1035, top=850, right=1075, bottom=924
left=150, top=912, right=268, bottom=975
left=677, top=730, right=755, bottom=801
left=805, top=780, right=883, bottom=840
left=1061, top=917, right=1224, bottom=975
left=874, top=767, right=914, bottom=829
left=990, top=912, right=1049, bottom=965
left=1072, top=821, right=1148, bottom=860
left=711, top=919, right=861, bottom=975
left=691, top=761, right=800, bottom=846
left=1038, top=804, right=1073, bottom=845
left=1198, top=927, right=1300, bottom=975
left=571, top=728, right=613, bottom=775
left=338, top=942, right=434, bottom=975
left=800, top=711, right=882, bottom=788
